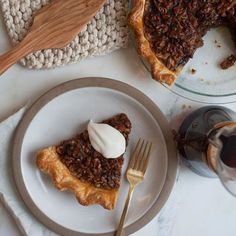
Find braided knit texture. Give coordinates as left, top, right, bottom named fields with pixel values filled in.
left=0, top=0, right=129, bottom=69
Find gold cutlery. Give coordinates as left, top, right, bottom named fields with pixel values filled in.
left=116, top=139, right=152, bottom=236
left=0, top=0, right=106, bottom=75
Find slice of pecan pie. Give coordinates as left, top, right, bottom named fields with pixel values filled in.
left=36, top=114, right=131, bottom=210
left=129, top=0, right=236, bottom=85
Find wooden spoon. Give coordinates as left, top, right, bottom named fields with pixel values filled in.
left=0, top=0, right=106, bottom=75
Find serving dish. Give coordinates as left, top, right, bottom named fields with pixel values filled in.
left=129, top=0, right=236, bottom=103
left=12, top=77, right=178, bottom=235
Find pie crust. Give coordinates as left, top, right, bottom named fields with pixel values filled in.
left=128, top=0, right=181, bottom=85
left=37, top=147, right=118, bottom=210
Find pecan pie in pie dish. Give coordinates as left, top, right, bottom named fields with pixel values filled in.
left=129, top=0, right=236, bottom=85
left=36, top=114, right=131, bottom=210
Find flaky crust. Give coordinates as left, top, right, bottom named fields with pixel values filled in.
left=36, top=147, right=119, bottom=210
left=128, top=0, right=182, bottom=85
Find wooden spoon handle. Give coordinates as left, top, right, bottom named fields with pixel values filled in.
left=0, top=39, right=32, bottom=75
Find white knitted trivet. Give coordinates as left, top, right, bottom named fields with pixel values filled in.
left=0, top=0, right=129, bottom=69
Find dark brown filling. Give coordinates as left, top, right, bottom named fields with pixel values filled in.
left=56, top=114, right=132, bottom=190
left=144, top=0, right=236, bottom=71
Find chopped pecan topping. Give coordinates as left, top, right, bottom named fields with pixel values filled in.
left=144, top=0, right=236, bottom=71
left=56, top=114, right=131, bottom=190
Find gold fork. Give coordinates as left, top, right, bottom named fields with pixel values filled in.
left=116, top=139, right=152, bottom=236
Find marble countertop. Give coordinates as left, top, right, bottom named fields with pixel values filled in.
left=1, top=14, right=236, bottom=236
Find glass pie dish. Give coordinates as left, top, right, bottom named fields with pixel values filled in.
left=133, top=21, right=236, bottom=103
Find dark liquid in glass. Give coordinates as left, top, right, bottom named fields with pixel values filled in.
left=178, top=106, right=236, bottom=177
left=220, top=135, right=236, bottom=168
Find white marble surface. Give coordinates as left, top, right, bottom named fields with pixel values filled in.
left=1, top=12, right=236, bottom=236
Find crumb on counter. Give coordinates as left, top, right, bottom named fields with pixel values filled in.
left=181, top=104, right=187, bottom=110
left=204, top=62, right=208, bottom=65
left=217, top=45, right=221, bottom=48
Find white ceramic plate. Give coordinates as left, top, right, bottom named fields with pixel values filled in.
left=12, top=77, right=178, bottom=235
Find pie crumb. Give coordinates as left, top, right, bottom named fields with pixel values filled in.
left=191, top=68, right=196, bottom=74
left=181, top=104, right=192, bottom=110
left=220, top=55, right=236, bottom=69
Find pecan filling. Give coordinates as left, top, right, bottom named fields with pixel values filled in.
left=144, top=0, right=236, bottom=71
left=56, top=114, right=131, bottom=190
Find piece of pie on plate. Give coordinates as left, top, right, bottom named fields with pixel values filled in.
left=129, top=0, right=236, bottom=85
left=36, top=114, right=132, bottom=210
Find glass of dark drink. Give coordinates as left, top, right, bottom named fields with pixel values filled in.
left=208, top=123, right=236, bottom=196
left=177, top=106, right=236, bottom=196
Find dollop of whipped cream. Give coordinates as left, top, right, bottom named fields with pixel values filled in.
left=87, top=120, right=126, bottom=159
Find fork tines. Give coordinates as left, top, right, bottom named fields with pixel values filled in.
left=128, top=139, right=152, bottom=174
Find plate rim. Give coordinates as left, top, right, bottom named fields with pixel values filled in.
left=12, top=77, right=178, bottom=235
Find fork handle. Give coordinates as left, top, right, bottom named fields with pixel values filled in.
left=116, top=185, right=135, bottom=236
